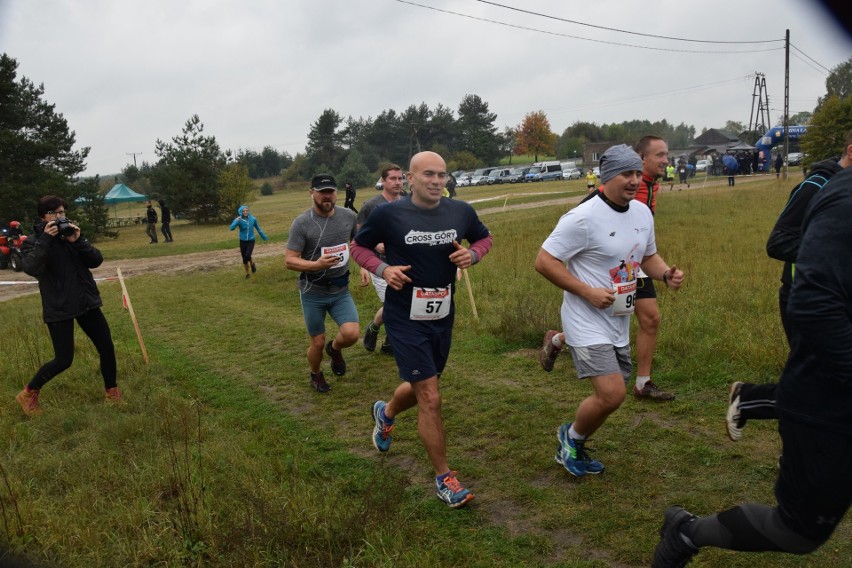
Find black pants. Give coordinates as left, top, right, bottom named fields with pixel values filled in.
left=29, top=308, right=117, bottom=390
left=239, top=240, right=255, bottom=264
left=160, top=222, right=172, bottom=241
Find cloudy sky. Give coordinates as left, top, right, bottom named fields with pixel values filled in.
left=1, top=0, right=849, bottom=176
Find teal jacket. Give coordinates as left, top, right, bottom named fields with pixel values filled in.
left=230, top=205, right=268, bottom=241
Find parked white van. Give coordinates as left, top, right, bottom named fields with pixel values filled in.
left=525, top=161, right=562, bottom=182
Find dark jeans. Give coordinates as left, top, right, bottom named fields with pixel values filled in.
left=29, top=308, right=117, bottom=390
left=160, top=222, right=172, bottom=241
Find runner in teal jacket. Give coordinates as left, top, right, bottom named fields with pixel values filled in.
left=230, top=205, right=268, bottom=278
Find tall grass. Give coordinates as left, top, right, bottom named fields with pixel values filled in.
left=2, top=178, right=848, bottom=567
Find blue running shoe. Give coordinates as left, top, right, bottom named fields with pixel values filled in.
left=371, top=401, right=394, bottom=452
left=436, top=471, right=474, bottom=508
left=556, top=423, right=605, bottom=476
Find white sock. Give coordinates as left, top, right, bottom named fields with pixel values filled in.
left=552, top=333, right=563, bottom=347
left=568, top=425, right=586, bottom=441
left=636, top=375, right=651, bottom=389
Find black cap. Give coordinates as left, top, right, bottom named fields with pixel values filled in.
left=311, top=173, right=337, bottom=191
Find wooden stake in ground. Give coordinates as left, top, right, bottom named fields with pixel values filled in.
left=116, top=267, right=149, bottom=363
left=461, top=268, right=479, bottom=320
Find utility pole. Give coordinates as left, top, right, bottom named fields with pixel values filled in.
left=126, top=152, right=143, bottom=167
left=783, top=29, right=790, bottom=180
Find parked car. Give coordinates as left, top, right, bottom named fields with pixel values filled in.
left=695, top=159, right=709, bottom=172
left=456, top=172, right=473, bottom=187
left=487, top=168, right=513, bottom=184
left=505, top=168, right=526, bottom=183
left=562, top=168, right=581, bottom=180
left=525, top=161, right=562, bottom=182
left=592, top=166, right=600, bottom=178
left=787, top=152, right=804, bottom=166
left=470, top=167, right=497, bottom=186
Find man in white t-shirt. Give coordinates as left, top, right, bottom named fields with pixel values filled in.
left=535, top=144, right=685, bottom=477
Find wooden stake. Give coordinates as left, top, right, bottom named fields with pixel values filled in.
left=116, top=267, right=149, bottom=363
left=462, top=268, right=479, bottom=320
left=502, top=194, right=510, bottom=212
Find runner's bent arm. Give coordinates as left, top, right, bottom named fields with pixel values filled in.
left=535, top=248, right=614, bottom=309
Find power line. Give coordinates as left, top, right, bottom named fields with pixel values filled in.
left=473, top=0, right=781, bottom=44
left=394, top=0, right=784, bottom=54
left=790, top=43, right=832, bottom=73
left=790, top=50, right=829, bottom=75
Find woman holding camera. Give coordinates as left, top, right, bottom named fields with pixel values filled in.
left=15, top=196, right=121, bottom=416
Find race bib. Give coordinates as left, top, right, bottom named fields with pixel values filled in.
left=322, top=242, right=349, bottom=268
left=610, top=280, right=637, bottom=316
left=410, top=286, right=451, bottom=320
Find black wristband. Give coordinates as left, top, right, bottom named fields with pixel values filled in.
left=663, top=271, right=669, bottom=285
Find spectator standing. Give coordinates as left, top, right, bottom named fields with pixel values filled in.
left=344, top=182, right=358, bottom=213
left=16, top=195, right=121, bottom=416
left=158, top=199, right=173, bottom=242
left=774, top=153, right=784, bottom=178
left=145, top=201, right=158, bottom=243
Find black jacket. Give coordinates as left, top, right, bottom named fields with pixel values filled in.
left=777, top=166, right=852, bottom=434
left=765, top=158, right=842, bottom=292
left=21, top=222, right=104, bottom=323
left=146, top=206, right=158, bottom=224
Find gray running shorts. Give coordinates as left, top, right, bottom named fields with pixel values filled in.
left=567, top=344, right=632, bottom=380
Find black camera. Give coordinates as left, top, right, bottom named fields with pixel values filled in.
left=55, top=217, right=75, bottom=238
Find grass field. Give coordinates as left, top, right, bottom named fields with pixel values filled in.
left=2, top=176, right=848, bottom=567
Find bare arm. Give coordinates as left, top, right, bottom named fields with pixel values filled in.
left=535, top=248, right=615, bottom=309
left=284, top=248, right=339, bottom=273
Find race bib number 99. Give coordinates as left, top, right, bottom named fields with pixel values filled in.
left=322, top=243, right=349, bottom=268
left=610, top=280, right=637, bottom=316
left=410, top=286, right=451, bottom=320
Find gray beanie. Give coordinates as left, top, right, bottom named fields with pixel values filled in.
left=599, top=144, right=644, bottom=183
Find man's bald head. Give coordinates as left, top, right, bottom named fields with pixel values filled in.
left=409, top=151, right=446, bottom=173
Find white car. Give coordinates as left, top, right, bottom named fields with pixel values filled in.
left=562, top=168, right=581, bottom=180
left=592, top=166, right=600, bottom=178
left=696, top=159, right=709, bottom=172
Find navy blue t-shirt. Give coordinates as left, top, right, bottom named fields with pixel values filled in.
left=354, top=196, right=490, bottom=329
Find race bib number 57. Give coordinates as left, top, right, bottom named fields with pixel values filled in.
left=410, top=286, right=451, bottom=320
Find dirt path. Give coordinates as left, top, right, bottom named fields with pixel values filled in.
left=0, top=175, right=772, bottom=304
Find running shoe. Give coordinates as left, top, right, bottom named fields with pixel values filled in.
left=435, top=471, right=474, bottom=508
left=725, top=382, right=745, bottom=441
left=16, top=388, right=42, bottom=417
left=251, top=262, right=257, bottom=273
left=104, top=387, right=124, bottom=404
left=310, top=372, right=330, bottom=393
left=363, top=322, right=379, bottom=352
left=651, top=506, right=698, bottom=568
left=371, top=401, right=394, bottom=452
left=556, top=423, right=605, bottom=476
left=379, top=339, right=394, bottom=356
left=326, top=341, right=346, bottom=376
left=539, top=330, right=561, bottom=372
left=634, top=381, right=675, bottom=401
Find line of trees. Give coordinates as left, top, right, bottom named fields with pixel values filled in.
left=3, top=51, right=849, bottom=234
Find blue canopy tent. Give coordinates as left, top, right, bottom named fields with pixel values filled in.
left=103, top=184, right=149, bottom=225
left=105, top=183, right=148, bottom=204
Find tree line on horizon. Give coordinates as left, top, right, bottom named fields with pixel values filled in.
left=2, top=51, right=850, bottom=233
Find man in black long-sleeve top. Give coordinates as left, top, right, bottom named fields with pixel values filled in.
left=725, top=130, right=852, bottom=441
left=653, top=165, right=852, bottom=567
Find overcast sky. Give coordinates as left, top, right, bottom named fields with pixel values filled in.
left=1, top=0, right=850, bottom=176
